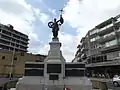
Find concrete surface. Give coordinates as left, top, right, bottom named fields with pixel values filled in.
left=90, top=78, right=120, bottom=90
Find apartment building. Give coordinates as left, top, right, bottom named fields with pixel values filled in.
left=0, top=24, right=29, bottom=52
left=74, top=35, right=89, bottom=63
left=75, top=14, right=120, bottom=78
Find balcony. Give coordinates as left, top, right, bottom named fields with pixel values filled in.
left=98, top=25, right=114, bottom=36
left=86, top=59, right=120, bottom=67
left=81, top=47, right=88, bottom=53
left=116, top=30, right=120, bottom=37
left=0, top=31, right=28, bottom=44
left=98, top=34, right=116, bottom=44
left=77, top=52, right=82, bottom=57
left=0, top=36, right=28, bottom=48
left=100, top=44, right=120, bottom=54
left=77, top=44, right=81, bottom=48
left=0, top=26, right=29, bottom=40
left=0, top=41, right=27, bottom=52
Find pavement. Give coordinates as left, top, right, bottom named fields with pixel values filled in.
left=0, top=77, right=120, bottom=90
left=106, top=81, right=120, bottom=90
left=0, top=77, right=18, bottom=87
left=90, top=78, right=120, bottom=90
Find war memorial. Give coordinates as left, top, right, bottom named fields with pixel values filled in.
left=15, top=12, right=92, bottom=90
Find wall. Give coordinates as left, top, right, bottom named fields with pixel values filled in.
left=0, top=50, right=46, bottom=77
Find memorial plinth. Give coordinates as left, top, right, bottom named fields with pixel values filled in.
left=45, top=38, right=65, bottom=63
left=44, top=38, right=65, bottom=90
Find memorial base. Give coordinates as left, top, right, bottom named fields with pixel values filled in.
left=16, top=38, right=92, bottom=90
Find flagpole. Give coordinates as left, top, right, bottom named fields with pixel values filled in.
left=9, top=41, right=16, bottom=79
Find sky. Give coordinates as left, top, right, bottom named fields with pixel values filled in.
left=0, top=0, right=120, bottom=62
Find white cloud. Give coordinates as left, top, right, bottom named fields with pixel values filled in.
left=0, top=0, right=35, bottom=34
left=59, top=32, right=78, bottom=61
left=27, top=33, right=41, bottom=53
left=32, top=8, right=50, bottom=25
left=48, top=8, right=57, bottom=16
left=63, top=0, right=120, bottom=35
left=39, top=44, right=50, bottom=55
left=39, top=13, right=50, bottom=24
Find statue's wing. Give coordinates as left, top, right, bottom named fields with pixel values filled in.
left=48, top=22, right=54, bottom=28
left=60, top=15, right=64, bottom=24
left=57, top=15, right=64, bottom=25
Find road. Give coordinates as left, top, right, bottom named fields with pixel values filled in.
left=106, top=81, right=120, bottom=90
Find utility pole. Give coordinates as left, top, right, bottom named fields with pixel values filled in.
left=9, top=41, right=16, bottom=79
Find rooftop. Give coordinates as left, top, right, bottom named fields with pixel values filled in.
left=95, top=17, right=117, bottom=29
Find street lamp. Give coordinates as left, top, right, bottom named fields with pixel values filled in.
left=9, top=41, right=16, bottom=79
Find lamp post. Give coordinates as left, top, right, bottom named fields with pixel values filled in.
left=9, top=41, right=16, bottom=79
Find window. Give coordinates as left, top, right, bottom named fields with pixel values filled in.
left=2, top=56, right=5, bottom=60
left=11, top=43, right=15, bottom=46
left=90, top=36, right=100, bottom=42
left=119, top=52, right=120, bottom=57
left=20, top=52, right=24, bottom=56
left=105, top=39, right=117, bottom=47
left=90, top=38, right=95, bottom=42
left=103, top=32, right=115, bottom=38
left=16, top=40, right=19, bottom=43
left=14, top=56, right=17, bottom=60
left=0, top=40, right=10, bottom=45
left=11, top=39, right=15, bottom=42
left=2, top=30, right=11, bottom=36
left=90, top=29, right=98, bottom=35
left=1, top=35, right=11, bottom=40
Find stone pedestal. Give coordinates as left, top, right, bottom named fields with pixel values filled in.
left=44, top=38, right=65, bottom=90
left=45, top=38, right=65, bottom=63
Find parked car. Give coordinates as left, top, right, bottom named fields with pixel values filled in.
left=113, top=75, right=120, bottom=87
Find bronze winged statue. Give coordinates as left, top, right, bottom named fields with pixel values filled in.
left=48, top=10, right=64, bottom=38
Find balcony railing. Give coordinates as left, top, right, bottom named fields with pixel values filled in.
left=98, top=34, right=116, bottom=43
left=100, top=44, right=120, bottom=53
left=0, top=37, right=28, bottom=48
left=0, top=42, right=27, bottom=52
left=98, top=23, right=113, bottom=32
left=0, top=32, right=28, bottom=44
left=98, top=26, right=114, bottom=36
left=0, top=26, right=28, bottom=40
left=86, top=59, right=120, bottom=67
